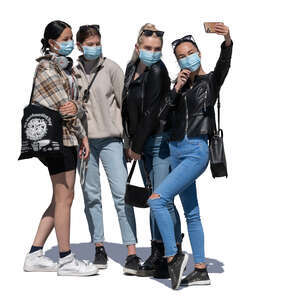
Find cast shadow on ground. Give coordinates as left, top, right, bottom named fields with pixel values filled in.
left=45, top=242, right=224, bottom=289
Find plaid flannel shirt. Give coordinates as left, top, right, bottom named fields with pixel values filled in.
left=31, top=54, right=86, bottom=147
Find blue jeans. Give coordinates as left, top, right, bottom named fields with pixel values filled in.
left=147, top=135, right=209, bottom=263
left=138, top=132, right=182, bottom=243
left=78, top=137, right=137, bottom=245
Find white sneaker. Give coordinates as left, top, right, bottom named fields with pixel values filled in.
left=23, top=250, right=58, bottom=272
left=57, top=253, right=98, bottom=276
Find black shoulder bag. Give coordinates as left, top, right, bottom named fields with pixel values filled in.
left=18, top=70, right=64, bottom=160
left=209, top=94, right=228, bottom=178
left=125, top=159, right=152, bottom=208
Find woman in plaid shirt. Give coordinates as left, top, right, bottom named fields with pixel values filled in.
left=23, top=20, right=98, bottom=277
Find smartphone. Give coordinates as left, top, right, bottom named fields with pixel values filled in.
left=204, top=22, right=220, bottom=33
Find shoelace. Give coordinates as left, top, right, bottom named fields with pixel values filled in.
left=127, top=255, right=143, bottom=264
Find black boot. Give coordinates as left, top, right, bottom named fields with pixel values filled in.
left=138, top=241, right=164, bottom=277
left=154, top=233, right=185, bottom=279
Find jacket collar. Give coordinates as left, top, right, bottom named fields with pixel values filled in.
left=36, top=53, right=56, bottom=63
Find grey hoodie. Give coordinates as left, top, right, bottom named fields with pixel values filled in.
left=75, top=56, right=125, bottom=140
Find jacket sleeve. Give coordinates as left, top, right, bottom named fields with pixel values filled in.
left=34, top=65, right=86, bottom=140
left=131, top=66, right=164, bottom=154
left=211, top=40, right=233, bottom=92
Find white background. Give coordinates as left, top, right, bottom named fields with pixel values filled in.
left=1, top=0, right=299, bottom=299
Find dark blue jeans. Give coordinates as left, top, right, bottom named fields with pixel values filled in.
left=148, top=135, right=209, bottom=263
left=139, top=132, right=182, bottom=243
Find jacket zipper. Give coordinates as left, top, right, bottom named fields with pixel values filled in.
left=184, top=95, right=188, bottom=134
left=203, top=90, right=208, bottom=112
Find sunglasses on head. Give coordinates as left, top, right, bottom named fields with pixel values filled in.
left=79, top=24, right=100, bottom=32
left=140, top=29, right=164, bottom=38
left=171, top=34, right=197, bottom=50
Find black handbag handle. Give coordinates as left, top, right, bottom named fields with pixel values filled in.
left=216, top=93, right=222, bottom=136
left=127, top=158, right=152, bottom=189
left=82, top=57, right=106, bottom=103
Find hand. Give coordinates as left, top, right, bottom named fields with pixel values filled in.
left=59, top=101, right=78, bottom=116
left=214, top=23, right=231, bottom=46
left=214, top=23, right=229, bottom=36
left=175, top=69, right=191, bottom=93
left=124, top=148, right=132, bottom=163
left=79, top=136, right=90, bottom=160
left=128, top=148, right=141, bottom=161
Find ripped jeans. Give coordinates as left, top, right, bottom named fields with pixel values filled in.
left=147, top=135, right=209, bottom=263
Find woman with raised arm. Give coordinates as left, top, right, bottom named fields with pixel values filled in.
left=147, top=23, right=233, bottom=289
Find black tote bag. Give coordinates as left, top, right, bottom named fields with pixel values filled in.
left=125, top=159, right=152, bottom=208
left=18, top=72, right=64, bottom=160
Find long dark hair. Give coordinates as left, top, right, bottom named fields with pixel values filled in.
left=41, top=20, right=71, bottom=54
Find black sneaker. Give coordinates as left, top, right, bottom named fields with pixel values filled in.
left=93, top=246, right=108, bottom=269
left=181, top=267, right=211, bottom=286
left=123, top=255, right=142, bottom=275
left=154, top=233, right=185, bottom=279
left=167, top=252, right=189, bottom=290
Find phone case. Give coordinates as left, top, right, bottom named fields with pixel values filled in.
left=204, top=22, right=218, bottom=33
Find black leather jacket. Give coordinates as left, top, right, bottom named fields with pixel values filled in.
left=122, top=59, right=171, bottom=154
left=166, top=41, right=233, bottom=142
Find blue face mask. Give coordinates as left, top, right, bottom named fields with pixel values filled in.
left=55, top=40, right=74, bottom=56
left=178, top=52, right=201, bottom=72
left=83, top=46, right=102, bottom=60
left=139, top=50, right=162, bottom=67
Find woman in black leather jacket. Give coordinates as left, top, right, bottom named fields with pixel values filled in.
left=147, top=23, right=233, bottom=289
left=122, top=23, right=182, bottom=278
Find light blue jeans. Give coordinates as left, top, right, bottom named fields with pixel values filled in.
left=147, top=135, right=209, bottom=263
left=78, top=137, right=137, bottom=245
left=138, top=132, right=182, bottom=243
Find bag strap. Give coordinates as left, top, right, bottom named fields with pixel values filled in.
left=217, top=93, right=220, bottom=132
left=215, top=93, right=223, bottom=137
left=29, top=67, right=39, bottom=105
left=127, top=158, right=152, bottom=189
left=82, top=57, right=106, bottom=103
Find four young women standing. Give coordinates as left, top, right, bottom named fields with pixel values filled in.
left=22, top=20, right=233, bottom=289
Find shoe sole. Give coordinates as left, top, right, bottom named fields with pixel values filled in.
left=57, top=269, right=99, bottom=276
left=94, top=263, right=107, bottom=269
left=181, top=280, right=211, bottom=286
left=174, top=253, right=189, bottom=290
left=123, top=267, right=138, bottom=275
left=24, top=266, right=57, bottom=272
left=136, top=269, right=155, bottom=277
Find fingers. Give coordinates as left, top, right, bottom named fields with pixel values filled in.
left=84, top=149, right=89, bottom=159
left=180, top=69, right=191, bottom=77
left=59, top=102, right=77, bottom=115
left=59, top=106, right=76, bottom=115
left=215, top=23, right=229, bottom=36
